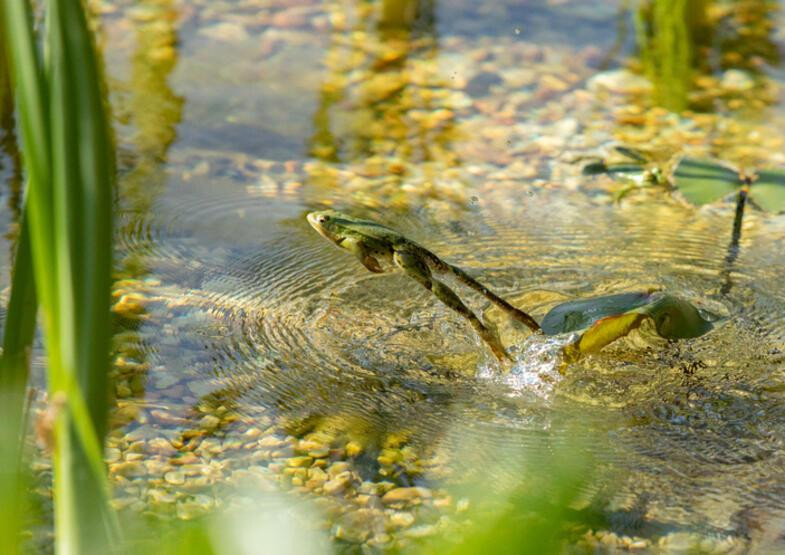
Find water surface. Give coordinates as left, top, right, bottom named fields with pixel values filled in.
left=4, top=0, right=785, bottom=549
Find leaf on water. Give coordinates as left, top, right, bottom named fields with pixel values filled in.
left=582, top=146, right=657, bottom=183
left=575, top=312, right=646, bottom=354
left=582, top=161, right=608, bottom=175
left=638, top=294, right=713, bottom=339
left=751, top=168, right=785, bottom=213
left=604, top=163, right=649, bottom=179
left=543, top=292, right=714, bottom=363
left=541, top=291, right=653, bottom=335
left=672, top=157, right=742, bottom=206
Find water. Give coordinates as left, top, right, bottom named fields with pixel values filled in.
left=5, top=0, right=785, bottom=548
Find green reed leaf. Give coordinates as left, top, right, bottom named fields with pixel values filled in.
left=2, top=0, right=117, bottom=551
left=0, top=213, right=37, bottom=404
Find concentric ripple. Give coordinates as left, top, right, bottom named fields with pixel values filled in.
left=116, top=178, right=785, bottom=534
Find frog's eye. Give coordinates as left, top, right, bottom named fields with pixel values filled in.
left=317, top=214, right=329, bottom=223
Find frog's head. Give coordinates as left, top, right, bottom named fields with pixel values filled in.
left=306, top=210, right=352, bottom=245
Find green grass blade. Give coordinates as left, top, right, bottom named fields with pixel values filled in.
left=49, top=0, right=114, bottom=430
left=1, top=211, right=37, bottom=394
left=45, top=0, right=117, bottom=550
left=1, top=211, right=38, bottom=378
left=0, top=5, right=48, bottom=551
left=0, top=1, right=57, bottom=321
left=5, top=0, right=118, bottom=551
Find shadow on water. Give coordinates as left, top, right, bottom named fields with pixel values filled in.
left=111, top=0, right=183, bottom=420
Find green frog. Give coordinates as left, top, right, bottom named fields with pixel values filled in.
left=307, top=210, right=540, bottom=360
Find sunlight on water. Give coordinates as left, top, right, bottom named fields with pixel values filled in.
left=5, top=0, right=785, bottom=550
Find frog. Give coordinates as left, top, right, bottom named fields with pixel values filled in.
left=306, top=210, right=540, bottom=360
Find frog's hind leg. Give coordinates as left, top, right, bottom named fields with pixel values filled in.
left=394, top=250, right=510, bottom=361
left=447, top=264, right=540, bottom=332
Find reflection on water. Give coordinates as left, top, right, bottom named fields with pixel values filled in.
left=307, top=0, right=466, bottom=210
left=96, top=0, right=785, bottom=543
left=634, top=0, right=780, bottom=112
left=4, top=0, right=785, bottom=549
left=111, top=0, right=183, bottom=419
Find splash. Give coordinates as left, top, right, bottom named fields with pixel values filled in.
left=478, top=333, right=576, bottom=397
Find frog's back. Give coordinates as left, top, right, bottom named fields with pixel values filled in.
left=342, top=216, right=410, bottom=244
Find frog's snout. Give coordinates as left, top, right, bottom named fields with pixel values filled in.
left=307, top=212, right=335, bottom=242
left=307, top=211, right=332, bottom=226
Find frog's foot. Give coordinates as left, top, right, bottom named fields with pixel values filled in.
left=481, top=319, right=512, bottom=361
left=484, top=333, right=512, bottom=362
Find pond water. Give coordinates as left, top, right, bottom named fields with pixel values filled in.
left=3, top=0, right=785, bottom=551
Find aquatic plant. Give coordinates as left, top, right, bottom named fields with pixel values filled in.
left=672, top=157, right=785, bottom=293
left=582, top=145, right=666, bottom=199
left=671, top=156, right=785, bottom=213
left=541, top=291, right=713, bottom=366
left=585, top=149, right=785, bottom=294
left=634, top=0, right=702, bottom=112
left=0, top=0, right=117, bottom=551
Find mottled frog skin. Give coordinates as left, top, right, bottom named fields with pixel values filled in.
left=307, top=210, right=540, bottom=360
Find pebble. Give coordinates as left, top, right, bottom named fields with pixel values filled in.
left=270, top=6, right=311, bottom=28
left=345, top=441, right=362, bottom=457
left=323, top=472, right=352, bottom=495
left=465, top=71, right=503, bottom=98
left=171, top=452, right=199, bottom=466
left=381, top=487, right=432, bottom=505
left=105, top=447, right=122, bottom=462
left=403, top=524, right=438, bottom=539
left=721, top=69, right=754, bottom=92
left=148, top=489, right=177, bottom=504
left=286, top=456, right=313, bottom=468
left=389, top=511, right=415, bottom=528
left=144, top=459, right=170, bottom=476
left=587, top=69, right=652, bottom=95
left=111, top=461, right=147, bottom=478
left=333, top=525, right=369, bottom=544
left=164, top=470, right=186, bottom=485
left=116, top=381, right=132, bottom=399
left=327, top=462, right=351, bottom=477
left=307, top=446, right=330, bottom=458
left=258, top=435, right=286, bottom=448
left=198, top=22, right=249, bottom=42
left=367, top=534, right=392, bottom=547
left=112, top=293, right=149, bottom=319
left=176, top=495, right=213, bottom=520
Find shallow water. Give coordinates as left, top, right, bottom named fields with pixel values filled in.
left=5, top=0, right=785, bottom=549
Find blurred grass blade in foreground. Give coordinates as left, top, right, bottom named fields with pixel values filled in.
left=1, top=0, right=117, bottom=551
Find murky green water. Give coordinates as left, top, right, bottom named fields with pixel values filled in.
left=4, top=0, right=785, bottom=550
